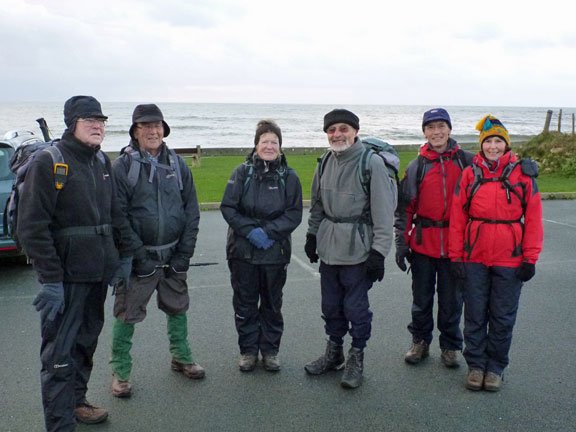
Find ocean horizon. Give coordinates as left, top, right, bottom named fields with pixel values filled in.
left=1, top=102, right=574, bottom=152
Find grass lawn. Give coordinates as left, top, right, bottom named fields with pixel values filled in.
left=189, top=152, right=576, bottom=203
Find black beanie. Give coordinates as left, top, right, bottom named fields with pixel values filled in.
left=64, top=95, right=107, bottom=130
left=254, top=120, right=282, bottom=147
left=323, top=109, right=359, bottom=132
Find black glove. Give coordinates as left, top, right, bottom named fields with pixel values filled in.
left=516, top=262, right=535, bottom=282
left=395, top=249, right=412, bottom=272
left=304, top=233, right=319, bottom=263
left=133, top=258, right=156, bottom=278
left=365, top=249, right=385, bottom=282
left=451, top=261, right=467, bottom=280
left=167, top=255, right=190, bottom=277
left=111, top=256, right=133, bottom=287
left=33, top=282, right=65, bottom=321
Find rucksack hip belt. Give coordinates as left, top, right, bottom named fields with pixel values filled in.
left=324, top=214, right=372, bottom=255
left=55, top=224, right=112, bottom=237
left=414, top=217, right=449, bottom=245
left=464, top=217, right=523, bottom=260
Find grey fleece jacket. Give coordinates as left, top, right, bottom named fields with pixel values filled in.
left=308, top=138, right=397, bottom=265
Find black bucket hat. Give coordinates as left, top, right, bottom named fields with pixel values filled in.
left=129, top=104, right=170, bottom=138
left=64, top=95, right=108, bottom=129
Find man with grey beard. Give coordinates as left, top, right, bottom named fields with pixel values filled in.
left=303, top=109, right=397, bottom=389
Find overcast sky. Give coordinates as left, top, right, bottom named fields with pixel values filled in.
left=2, top=0, right=575, bottom=106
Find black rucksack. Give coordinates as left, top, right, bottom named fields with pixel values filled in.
left=4, top=130, right=107, bottom=247
left=4, top=135, right=67, bottom=246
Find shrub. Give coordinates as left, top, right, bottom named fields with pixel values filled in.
left=516, top=132, right=576, bottom=177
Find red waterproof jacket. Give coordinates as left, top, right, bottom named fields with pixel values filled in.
left=395, top=140, right=473, bottom=258
left=449, top=151, right=543, bottom=267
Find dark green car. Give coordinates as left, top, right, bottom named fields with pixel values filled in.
left=0, top=130, right=43, bottom=259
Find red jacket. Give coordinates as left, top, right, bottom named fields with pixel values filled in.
left=395, top=140, right=473, bottom=258
left=449, top=151, right=543, bottom=267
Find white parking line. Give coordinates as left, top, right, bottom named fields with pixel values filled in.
left=291, top=254, right=321, bottom=279
left=543, top=219, right=576, bottom=229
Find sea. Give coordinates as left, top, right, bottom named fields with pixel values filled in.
left=0, top=102, right=574, bottom=152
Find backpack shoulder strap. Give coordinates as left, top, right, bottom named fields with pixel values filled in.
left=358, top=145, right=373, bottom=195
left=463, top=164, right=484, bottom=212
left=168, top=148, right=184, bottom=191
left=44, top=145, right=67, bottom=190
left=121, top=147, right=142, bottom=189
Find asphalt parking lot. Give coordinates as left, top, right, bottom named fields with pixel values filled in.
left=1, top=200, right=575, bottom=432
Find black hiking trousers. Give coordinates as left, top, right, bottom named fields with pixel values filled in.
left=40, top=282, right=107, bottom=432
left=229, top=260, right=287, bottom=356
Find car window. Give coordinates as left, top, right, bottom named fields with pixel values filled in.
left=0, top=147, right=15, bottom=181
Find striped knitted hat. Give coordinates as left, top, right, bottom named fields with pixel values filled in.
left=476, top=115, right=510, bottom=149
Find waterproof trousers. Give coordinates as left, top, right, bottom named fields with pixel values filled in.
left=228, top=260, right=287, bottom=356
left=319, top=262, right=373, bottom=350
left=40, top=282, right=107, bottom=432
left=407, top=252, right=463, bottom=350
left=462, top=263, right=523, bottom=375
left=110, top=314, right=194, bottom=381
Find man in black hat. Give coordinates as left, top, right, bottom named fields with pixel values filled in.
left=17, top=95, right=120, bottom=430
left=303, top=109, right=397, bottom=389
left=109, top=104, right=204, bottom=399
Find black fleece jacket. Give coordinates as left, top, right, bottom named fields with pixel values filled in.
left=17, top=132, right=120, bottom=284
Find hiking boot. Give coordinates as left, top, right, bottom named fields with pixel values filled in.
left=238, top=354, right=258, bottom=372
left=404, top=340, right=429, bottom=364
left=111, top=375, right=132, bottom=398
left=263, top=355, right=281, bottom=372
left=304, top=340, right=345, bottom=375
left=341, top=347, right=364, bottom=389
left=75, top=402, right=108, bottom=424
left=171, top=359, right=206, bottom=379
left=465, top=369, right=485, bottom=391
left=440, top=349, right=460, bottom=368
left=484, top=371, right=503, bottom=392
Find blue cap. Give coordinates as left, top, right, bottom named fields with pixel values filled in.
left=422, top=108, right=452, bottom=131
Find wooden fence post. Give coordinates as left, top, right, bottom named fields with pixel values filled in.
left=543, top=110, right=553, bottom=133
left=572, top=113, right=575, bottom=136
left=558, top=109, right=563, bottom=132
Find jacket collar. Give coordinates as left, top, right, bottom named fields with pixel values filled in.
left=60, top=131, right=102, bottom=161
left=474, top=150, right=516, bottom=175
left=332, top=137, right=362, bottom=162
left=420, top=138, right=459, bottom=160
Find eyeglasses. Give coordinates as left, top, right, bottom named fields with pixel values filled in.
left=78, top=118, right=107, bottom=127
left=137, top=122, right=163, bottom=130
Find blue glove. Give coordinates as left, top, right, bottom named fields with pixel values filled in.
left=111, top=256, right=133, bottom=287
left=247, top=228, right=275, bottom=250
left=33, top=282, right=65, bottom=321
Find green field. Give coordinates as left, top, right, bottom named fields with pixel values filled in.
left=189, top=152, right=576, bottom=203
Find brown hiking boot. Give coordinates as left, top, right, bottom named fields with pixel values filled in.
left=263, top=355, right=281, bottom=372
left=171, top=360, right=206, bottom=379
left=404, top=340, right=429, bottom=364
left=484, top=371, right=503, bottom=392
left=75, top=402, right=108, bottom=424
left=440, top=349, right=460, bottom=368
left=111, top=375, right=132, bottom=398
left=238, top=354, right=258, bottom=372
left=465, top=369, right=485, bottom=391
